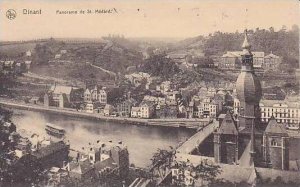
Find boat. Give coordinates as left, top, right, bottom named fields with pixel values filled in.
left=45, top=123, right=66, bottom=138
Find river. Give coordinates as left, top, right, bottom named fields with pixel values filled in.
left=11, top=109, right=195, bottom=168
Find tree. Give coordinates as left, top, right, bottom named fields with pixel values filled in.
left=150, top=146, right=176, bottom=180
left=141, top=54, right=180, bottom=80
left=171, top=160, right=222, bottom=187
left=0, top=106, right=12, bottom=122
left=33, top=43, right=53, bottom=64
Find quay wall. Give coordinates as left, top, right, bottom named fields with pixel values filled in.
left=0, top=99, right=208, bottom=129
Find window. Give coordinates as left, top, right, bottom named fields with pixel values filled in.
left=271, top=139, right=277, bottom=146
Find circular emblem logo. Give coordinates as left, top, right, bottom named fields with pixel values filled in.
left=6, top=9, right=16, bottom=20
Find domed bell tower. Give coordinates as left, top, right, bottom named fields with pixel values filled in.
left=236, top=30, right=262, bottom=157
left=236, top=30, right=262, bottom=128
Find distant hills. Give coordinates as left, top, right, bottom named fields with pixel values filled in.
left=0, top=25, right=298, bottom=81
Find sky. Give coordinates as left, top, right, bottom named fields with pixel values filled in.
left=0, top=0, right=299, bottom=41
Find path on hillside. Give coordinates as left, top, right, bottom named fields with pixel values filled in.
left=87, top=62, right=117, bottom=77
left=24, top=72, right=67, bottom=83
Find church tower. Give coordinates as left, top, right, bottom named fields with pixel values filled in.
left=263, top=116, right=289, bottom=170
left=236, top=30, right=262, bottom=161
left=236, top=30, right=262, bottom=129
left=214, top=112, right=239, bottom=164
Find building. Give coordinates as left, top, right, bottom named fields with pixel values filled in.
left=26, top=50, right=32, bottom=57
left=167, top=52, right=189, bottom=65
left=259, top=99, right=300, bottom=124
left=103, top=104, right=114, bottom=116
left=220, top=52, right=241, bottom=70
left=156, top=104, right=178, bottom=119
left=214, top=30, right=263, bottom=167
left=214, top=112, right=239, bottom=164
left=168, top=30, right=300, bottom=187
left=80, top=140, right=129, bottom=179
left=139, top=102, right=155, bottom=119
left=68, top=158, right=95, bottom=181
left=47, top=85, right=82, bottom=108
left=84, top=86, right=107, bottom=103
left=221, top=50, right=281, bottom=71
left=116, top=98, right=137, bottom=117
left=212, top=30, right=295, bottom=172
left=263, top=52, right=281, bottom=70
left=60, top=50, right=67, bottom=54
left=220, top=51, right=265, bottom=70
left=24, top=61, right=32, bottom=70
left=125, top=72, right=151, bottom=87
left=55, top=54, right=61, bottom=59
left=196, top=97, right=219, bottom=119
left=98, top=88, right=107, bottom=104
left=234, top=98, right=300, bottom=125
left=84, top=86, right=95, bottom=102
left=31, top=140, right=70, bottom=169
left=84, top=101, right=102, bottom=113
left=165, top=91, right=181, bottom=104
left=156, top=81, right=176, bottom=94
left=131, top=107, right=140, bottom=118
left=262, top=116, right=289, bottom=170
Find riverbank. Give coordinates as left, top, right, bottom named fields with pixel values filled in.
left=0, top=99, right=209, bottom=129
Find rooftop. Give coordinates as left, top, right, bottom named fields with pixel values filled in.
left=50, top=85, right=77, bottom=95
left=217, top=112, right=238, bottom=135
left=265, top=116, right=288, bottom=135
left=32, top=141, right=69, bottom=159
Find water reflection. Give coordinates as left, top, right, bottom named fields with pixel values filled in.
left=11, top=109, right=195, bottom=167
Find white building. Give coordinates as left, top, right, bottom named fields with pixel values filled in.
left=85, top=102, right=94, bottom=113
left=84, top=89, right=92, bottom=102
left=60, top=50, right=67, bottom=54
left=55, top=54, right=61, bottom=59
left=130, top=102, right=155, bottom=119
left=260, top=99, right=300, bottom=124
left=234, top=98, right=300, bottom=124
left=26, top=50, right=32, bottom=57
left=196, top=97, right=218, bottom=118
left=84, top=86, right=107, bottom=104
left=131, top=107, right=140, bottom=118
left=139, top=103, right=153, bottom=119
left=98, top=88, right=107, bottom=104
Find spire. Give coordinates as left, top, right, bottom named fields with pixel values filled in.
left=241, top=29, right=253, bottom=70
left=242, top=29, right=251, bottom=50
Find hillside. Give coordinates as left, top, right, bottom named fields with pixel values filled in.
left=31, top=38, right=143, bottom=74
left=0, top=42, right=41, bottom=58
left=167, top=26, right=299, bottom=71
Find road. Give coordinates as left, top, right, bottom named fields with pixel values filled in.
left=0, top=99, right=210, bottom=129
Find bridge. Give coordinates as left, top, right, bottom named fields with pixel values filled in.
left=176, top=120, right=219, bottom=154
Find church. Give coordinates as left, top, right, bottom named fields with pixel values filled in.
left=213, top=30, right=290, bottom=170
